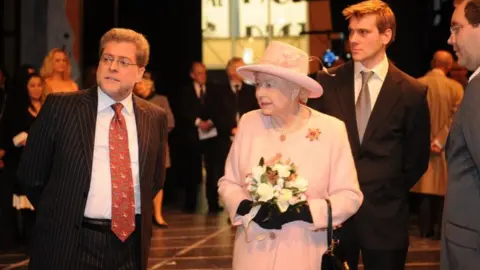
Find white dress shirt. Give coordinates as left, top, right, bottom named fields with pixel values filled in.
left=84, top=88, right=140, bottom=219
left=354, top=54, right=389, bottom=109
left=194, top=82, right=205, bottom=98
left=469, top=66, right=480, bottom=82
left=230, top=82, right=242, bottom=94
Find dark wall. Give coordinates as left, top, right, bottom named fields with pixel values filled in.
left=82, top=0, right=202, bottom=95
left=329, top=0, right=454, bottom=78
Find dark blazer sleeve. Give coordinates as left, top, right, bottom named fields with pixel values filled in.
left=153, top=112, right=168, bottom=197
left=402, top=85, right=431, bottom=190
left=462, top=78, right=480, bottom=171
left=176, top=85, right=200, bottom=126
left=203, top=85, right=236, bottom=136
left=17, top=95, right=58, bottom=208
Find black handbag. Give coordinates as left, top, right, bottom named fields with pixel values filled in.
left=321, top=199, right=349, bottom=270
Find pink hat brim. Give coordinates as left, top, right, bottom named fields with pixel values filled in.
left=237, top=64, right=323, bottom=98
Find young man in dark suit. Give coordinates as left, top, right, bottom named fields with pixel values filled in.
left=308, top=1, right=430, bottom=269
left=17, top=28, right=168, bottom=270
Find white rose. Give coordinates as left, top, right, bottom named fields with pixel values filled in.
left=276, top=189, right=293, bottom=212
left=292, top=176, right=308, bottom=192
left=252, top=166, right=266, bottom=182
left=277, top=178, right=285, bottom=187
left=257, top=183, right=274, bottom=202
left=273, top=164, right=291, bottom=178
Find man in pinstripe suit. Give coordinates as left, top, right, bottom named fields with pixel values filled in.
left=17, top=28, right=168, bottom=270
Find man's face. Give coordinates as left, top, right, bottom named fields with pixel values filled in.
left=227, top=60, right=245, bottom=82
left=448, top=0, right=480, bottom=71
left=348, top=14, right=391, bottom=66
left=190, top=63, right=207, bottom=85
left=97, top=41, right=145, bottom=101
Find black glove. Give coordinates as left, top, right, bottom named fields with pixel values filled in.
left=278, top=204, right=313, bottom=225
left=252, top=203, right=282, bottom=230
left=236, top=200, right=253, bottom=216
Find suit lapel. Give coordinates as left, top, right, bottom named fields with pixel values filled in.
left=133, top=96, right=151, bottom=181
left=361, top=63, right=403, bottom=145
left=334, top=62, right=361, bottom=152
left=78, top=88, right=98, bottom=176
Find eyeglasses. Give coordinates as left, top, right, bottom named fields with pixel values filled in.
left=100, top=54, right=137, bottom=68
left=450, top=24, right=464, bottom=35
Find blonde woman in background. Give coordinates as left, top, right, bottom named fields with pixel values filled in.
left=134, top=71, right=174, bottom=227
left=40, top=48, right=78, bottom=93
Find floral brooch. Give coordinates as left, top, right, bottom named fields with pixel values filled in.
left=306, top=128, right=321, bottom=141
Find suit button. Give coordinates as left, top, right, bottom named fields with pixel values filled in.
left=269, top=232, right=276, bottom=240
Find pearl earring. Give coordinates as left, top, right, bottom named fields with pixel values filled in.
left=291, top=89, right=300, bottom=100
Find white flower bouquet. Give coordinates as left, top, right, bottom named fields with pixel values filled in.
left=245, top=156, right=308, bottom=214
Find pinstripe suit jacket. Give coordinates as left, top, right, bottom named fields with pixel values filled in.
left=17, top=87, right=168, bottom=270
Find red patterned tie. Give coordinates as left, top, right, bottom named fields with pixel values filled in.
left=109, top=103, right=135, bottom=242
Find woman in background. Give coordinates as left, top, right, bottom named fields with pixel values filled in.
left=134, top=71, right=175, bottom=227
left=0, top=73, right=46, bottom=253
left=40, top=48, right=78, bottom=93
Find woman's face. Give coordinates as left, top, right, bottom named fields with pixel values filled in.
left=52, top=51, right=68, bottom=74
left=255, top=73, right=296, bottom=116
left=28, top=76, right=44, bottom=100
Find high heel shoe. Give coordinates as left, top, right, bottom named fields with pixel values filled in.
left=153, top=216, right=168, bottom=228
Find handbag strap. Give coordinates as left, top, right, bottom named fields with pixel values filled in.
left=325, top=199, right=334, bottom=254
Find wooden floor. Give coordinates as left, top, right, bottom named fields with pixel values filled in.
left=0, top=209, right=441, bottom=269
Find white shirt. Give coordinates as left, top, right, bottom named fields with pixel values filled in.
left=84, top=88, right=141, bottom=219
left=230, top=82, right=242, bottom=94
left=194, top=82, right=205, bottom=98
left=354, top=54, right=389, bottom=108
left=469, top=66, right=480, bottom=82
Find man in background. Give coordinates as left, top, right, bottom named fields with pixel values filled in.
left=411, top=50, right=463, bottom=240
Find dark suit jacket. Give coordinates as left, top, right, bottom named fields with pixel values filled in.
left=204, top=82, right=258, bottom=138
left=308, top=61, right=430, bottom=250
left=173, top=82, right=213, bottom=144
left=441, top=75, right=480, bottom=269
left=17, top=87, right=168, bottom=270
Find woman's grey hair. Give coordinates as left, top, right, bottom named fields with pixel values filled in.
left=287, top=81, right=309, bottom=103
left=253, top=72, right=310, bottom=103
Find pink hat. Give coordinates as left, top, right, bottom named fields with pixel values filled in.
left=237, top=41, right=323, bottom=98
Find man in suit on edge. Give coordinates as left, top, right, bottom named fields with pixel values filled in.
left=17, top=28, right=168, bottom=270
left=441, top=1, right=480, bottom=269
left=308, top=1, right=430, bottom=269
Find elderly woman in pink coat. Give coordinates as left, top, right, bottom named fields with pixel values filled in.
left=218, top=41, right=363, bottom=270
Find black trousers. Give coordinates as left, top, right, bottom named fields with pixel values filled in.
left=0, top=171, right=18, bottom=251
left=202, top=138, right=223, bottom=212
left=182, top=138, right=222, bottom=212
left=75, top=215, right=141, bottom=270
left=418, top=194, right=444, bottom=238
left=337, top=221, right=407, bottom=270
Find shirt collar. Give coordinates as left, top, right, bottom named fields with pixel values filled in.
left=430, top=68, right=447, bottom=76
left=469, top=66, right=480, bottom=82
left=194, top=82, right=205, bottom=91
left=97, top=86, right=134, bottom=115
left=230, top=81, right=242, bottom=90
left=354, top=54, right=389, bottom=82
